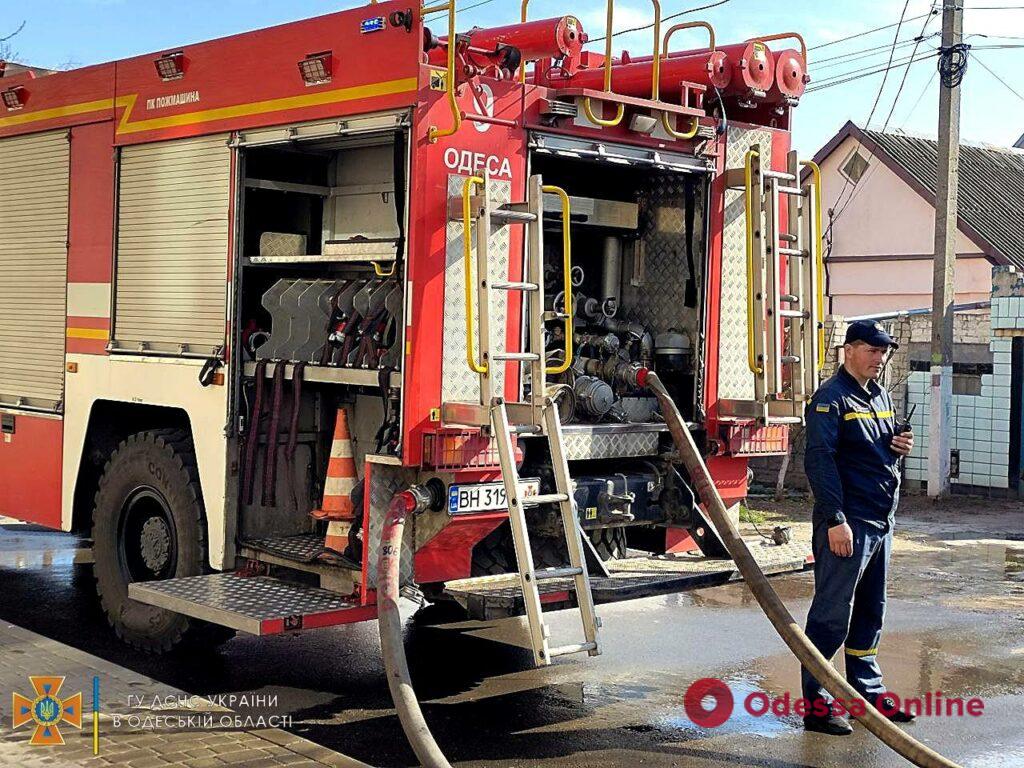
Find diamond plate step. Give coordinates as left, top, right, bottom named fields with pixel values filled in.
left=442, top=538, right=813, bottom=621
left=129, top=573, right=376, bottom=635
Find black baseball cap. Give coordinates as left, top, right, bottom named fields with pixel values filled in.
left=844, top=319, right=899, bottom=349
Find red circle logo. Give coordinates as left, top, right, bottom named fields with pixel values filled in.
left=684, top=678, right=734, bottom=728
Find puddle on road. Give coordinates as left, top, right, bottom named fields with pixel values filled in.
left=0, top=525, right=91, bottom=570
left=890, top=538, right=1024, bottom=614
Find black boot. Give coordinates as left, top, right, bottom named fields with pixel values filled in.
left=873, top=694, right=916, bottom=723
left=803, top=713, right=854, bottom=736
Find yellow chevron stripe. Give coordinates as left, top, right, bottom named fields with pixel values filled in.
left=115, top=77, right=418, bottom=135
left=845, top=646, right=879, bottom=657
left=0, top=77, right=418, bottom=135
left=0, top=97, right=115, bottom=129
left=67, top=328, right=110, bottom=340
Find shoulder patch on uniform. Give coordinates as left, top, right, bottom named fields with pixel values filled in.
left=815, top=404, right=831, bottom=413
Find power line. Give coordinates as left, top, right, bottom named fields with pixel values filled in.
left=809, top=11, right=935, bottom=51
left=814, top=35, right=932, bottom=72
left=815, top=34, right=932, bottom=66
left=898, top=67, right=938, bottom=128
left=588, top=0, right=732, bottom=44
left=883, top=8, right=939, bottom=129
left=825, top=2, right=927, bottom=242
left=972, top=52, right=1024, bottom=101
left=807, top=49, right=939, bottom=92
left=423, top=0, right=497, bottom=18
left=865, top=0, right=913, bottom=125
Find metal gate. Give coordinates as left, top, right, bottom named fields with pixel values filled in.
left=112, top=134, right=232, bottom=356
left=0, top=130, right=70, bottom=411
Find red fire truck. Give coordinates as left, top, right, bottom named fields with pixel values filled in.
left=0, top=1, right=821, bottom=661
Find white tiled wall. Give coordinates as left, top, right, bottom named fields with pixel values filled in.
left=904, top=296, right=1017, bottom=489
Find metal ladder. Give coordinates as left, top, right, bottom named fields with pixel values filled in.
left=726, top=148, right=825, bottom=424
left=458, top=171, right=601, bottom=667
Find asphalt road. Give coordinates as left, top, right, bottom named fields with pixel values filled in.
left=0, top=504, right=1020, bottom=768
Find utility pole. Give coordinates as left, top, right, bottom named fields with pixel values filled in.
left=927, top=1, right=964, bottom=498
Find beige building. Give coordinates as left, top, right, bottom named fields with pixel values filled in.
left=809, top=122, right=1024, bottom=316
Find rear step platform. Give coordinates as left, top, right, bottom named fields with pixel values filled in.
left=443, top=538, right=813, bottom=621
left=129, top=573, right=375, bottom=635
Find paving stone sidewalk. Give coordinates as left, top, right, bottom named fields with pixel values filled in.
left=0, top=621, right=371, bottom=768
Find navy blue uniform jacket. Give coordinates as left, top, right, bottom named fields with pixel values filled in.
left=804, top=367, right=901, bottom=530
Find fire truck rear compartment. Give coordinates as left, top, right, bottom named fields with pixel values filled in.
left=233, top=131, right=407, bottom=556
left=531, top=151, right=708, bottom=428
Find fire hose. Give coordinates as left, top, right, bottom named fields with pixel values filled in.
left=376, top=377, right=961, bottom=768
left=645, top=372, right=960, bottom=768
left=378, top=489, right=454, bottom=768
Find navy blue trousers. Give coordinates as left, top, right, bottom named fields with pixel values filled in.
left=801, top=518, right=893, bottom=706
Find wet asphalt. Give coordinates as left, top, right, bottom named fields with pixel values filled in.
left=0, top=507, right=1020, bottom=768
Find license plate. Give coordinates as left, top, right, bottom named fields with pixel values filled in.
left=448, top=479, right=540, bottom=515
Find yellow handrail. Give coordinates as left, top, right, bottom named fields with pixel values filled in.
left=543, top=185, right=574, bottom=375
left=658, top=21, right=713, bottom=140
left=462, top=175, right=487, bottom=374
left=661, top=112, right=699, bottom=140
left=800, top=159, right=826, bottom=370
left=519, top=0, right=531, bottom=83
left=744, top=149, right=763, bottom=376
left=427, top=1, right=462, bottom=143
left=747, top=31, right=808, bottom=65
left=582, top=1, right=625, bottom=127
left=648, top=0, right=662, bottom=101
left=662, top=20, right=716, bottom=55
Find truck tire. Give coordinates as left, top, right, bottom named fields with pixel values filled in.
left=92, top=429, right=234, bottom=653
left=588, top=526, right=627, bottom=560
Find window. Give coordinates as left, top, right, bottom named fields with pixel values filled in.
left=952, top=373, right=982, bottom=396
left=841, top=149, right=870, bottom=184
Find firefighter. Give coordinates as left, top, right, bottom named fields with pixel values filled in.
left=800, top=319, right=916, bottom=735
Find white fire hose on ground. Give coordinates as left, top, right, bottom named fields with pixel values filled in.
left=376, top=375, right=963, bottom=768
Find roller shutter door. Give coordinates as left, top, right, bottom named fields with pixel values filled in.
left=0, top=130, right=70, bottom=411
left=113, top=134, right=231, bottom=356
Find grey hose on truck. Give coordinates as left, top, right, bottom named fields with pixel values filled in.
left=646, top=372, right=961, bottom=768
left=378, top=493, right=454, bottom=768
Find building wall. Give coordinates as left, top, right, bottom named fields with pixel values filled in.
left=828, top=260, right=991, bottom=316
left=819, top=135, right=992, bottom=316
left=903, top=267, right=1023, bottom=490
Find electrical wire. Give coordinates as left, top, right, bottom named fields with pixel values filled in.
left=823, top=1, right=921, bottom=231
left=814, top=34, right=934, bottom=67
left=806, top=49, right=939, bottom=93
left=938, top=42, right=971, bottom=87
left=865, top=0, right=913, bottom=125
left=809, top=11, right=935, bottom=51
left=883, top=9, right=940, bottom=129
left=423, top=0, right=497, bottom=18
left=814, top=35, right=933, bottom=72
left=972, top=52, right=1024, bottom=101
left=898, top=67, right=938, bottom=128
left=588, top=0, right=732, bottom=43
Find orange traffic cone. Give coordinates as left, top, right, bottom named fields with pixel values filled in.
left=312, top=409, right=359, bottom=552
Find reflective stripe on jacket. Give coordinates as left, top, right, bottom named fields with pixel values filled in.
left=804, top=367, right=900, bottom=529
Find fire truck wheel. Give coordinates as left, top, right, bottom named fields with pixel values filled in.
left=92, top=429, right=235, bottom=654
left=588, top=526, right=628, bottom=560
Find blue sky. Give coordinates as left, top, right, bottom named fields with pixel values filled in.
left=4, top=1, right=1023, bottom=154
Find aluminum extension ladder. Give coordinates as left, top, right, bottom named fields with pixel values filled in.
left=455, top=171, right=601, bottom=667
left=725, top=148, right=825, bottom=425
